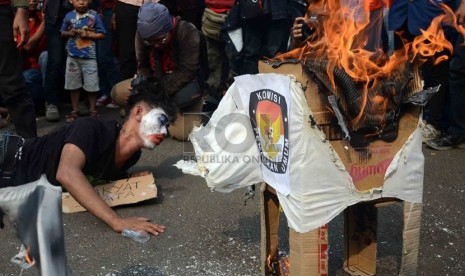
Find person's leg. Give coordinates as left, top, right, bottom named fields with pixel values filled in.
left=87, top=92, right=98, bottom=114
left=427, top=36, right=465, bottom=150
left=23, top=69, right=44, bottom=109
left=365, top=8, right=384, bottom=52
left=203, top=36, right=230, bottom=114
left=0, top=6, right=37, bottom=138
left=205, top=37, right=225, bottom=93
left=38, top=51, right=48, bottom=86
left=44, top=21, right=65, bottom=121
left=422, top=57, right=450, bottom=130
left=97, top=9, right=120, bottom=99
left=69, top=90, right=80, bottom=113
left=64, top=57, right=82, bottom=122
left=114, top=1, right=139, bottom=80
left=447, top=36, right=465, bottom=137
left=241, top=17, right=267, bottom=74
left=81, top=59, right=100, bottom=114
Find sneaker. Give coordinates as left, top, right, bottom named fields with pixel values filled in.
left=419, top=120, right=441, bottom=143
left=96, top=95, right=111, bottom=107
left=105, top=100, right=119, bottom=109
left=426, top=133, right=465, bottom=150
left=45, top=104, right=60, bottom=122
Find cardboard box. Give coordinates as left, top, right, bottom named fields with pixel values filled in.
left=289, top=226, right=328, bottom=276
left=62, top=174, right=157, bottom=213
left=260, top=183, right=280, bottom=275
left=258, top=61, right=422, bottom=275
left=260, top=183, right=329, bottom=276
left=258, top=61, right=422, bottom=192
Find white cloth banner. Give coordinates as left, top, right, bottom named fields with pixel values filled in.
left=234, top=74, right=292, bottom=195
left=179, top=74, right=424, bottom=233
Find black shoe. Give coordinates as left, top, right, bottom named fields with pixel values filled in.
left=426, top=133, right=465, bottom=150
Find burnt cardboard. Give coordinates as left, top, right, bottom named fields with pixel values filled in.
left=62, top=174, right=157, bottom=213
left=399, top=202, right=422, bottom=276
left=289, top=226, right=329, bottom=276
left=344, top=203, right=378, bottom=275
left=258, top=61, right=422, bottom=191
left=260, top=183, right=281, bottom=275
left=258, top=61, right=422, bottom=275
left=260, top=183, right=329, bottom=276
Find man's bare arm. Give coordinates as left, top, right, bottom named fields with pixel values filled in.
left=13, top=6, right=29, bottom=47
left=56, top=144, right=165, bottom=235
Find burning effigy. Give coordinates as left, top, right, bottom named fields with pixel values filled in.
left=176, top=0, right=464, bottom=274
left=276, top=0, right=464, bottom=155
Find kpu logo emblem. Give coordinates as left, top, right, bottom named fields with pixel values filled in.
left=249, top=89, right=289, bottom=174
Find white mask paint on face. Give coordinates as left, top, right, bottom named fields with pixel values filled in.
left=139, top=107, right=169, bottom=149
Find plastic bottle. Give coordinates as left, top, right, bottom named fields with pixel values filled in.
left=122, top=229, right=150, bottom=243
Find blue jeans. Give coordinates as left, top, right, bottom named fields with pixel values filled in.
left=23, top=51, right=48, bottom=107
left=23, top=69, right=43, bottom=105
left=97, top=9, right=120, bottom=97
left=39, top=51, right=48, bottom=83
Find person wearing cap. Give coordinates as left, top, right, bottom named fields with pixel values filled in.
left=111, top=2, right=205, bottom=141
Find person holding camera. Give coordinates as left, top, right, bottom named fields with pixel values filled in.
left=111, top=2, right=206, bottom=141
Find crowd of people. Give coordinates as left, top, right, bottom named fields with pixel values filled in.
left=1, top=0, right=464, bottom=147
left=387, top=0, right=465, bottom=151
left=1, top=0, right=314, bottom=137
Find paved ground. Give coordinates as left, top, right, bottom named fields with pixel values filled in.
left=0, top=106, right=464, bottom=275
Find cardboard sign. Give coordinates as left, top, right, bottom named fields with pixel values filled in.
left=62, top=174, right=157, bottom=213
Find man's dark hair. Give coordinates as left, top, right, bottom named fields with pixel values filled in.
left=126, top=79, right=177, bottom=122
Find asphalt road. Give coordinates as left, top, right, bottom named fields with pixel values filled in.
left=0, top=107, right=464, bottom=275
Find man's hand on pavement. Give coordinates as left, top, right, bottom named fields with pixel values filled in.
left=111, top=217, right=166, bottom=236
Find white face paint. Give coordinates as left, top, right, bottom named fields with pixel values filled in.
left=139, top=107, right=169, bottom=149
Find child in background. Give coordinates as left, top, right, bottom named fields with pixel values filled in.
left=61, top=0, right=106, bottom=123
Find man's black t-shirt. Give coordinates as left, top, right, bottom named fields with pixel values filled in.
left=15, top=118, right=141, bottom=186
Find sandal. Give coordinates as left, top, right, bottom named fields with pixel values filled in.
left=65, top=110, right=79, bottom=123
left=90, top=110, right=101, bottom=118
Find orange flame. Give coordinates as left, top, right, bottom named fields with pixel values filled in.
left=279, top=0, right=458, bottom=78
left=25, top=246, right=34, bottom=265
left=276, top=0, right=462, bottom=127
left=266, top=254, right=273, bottom=272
